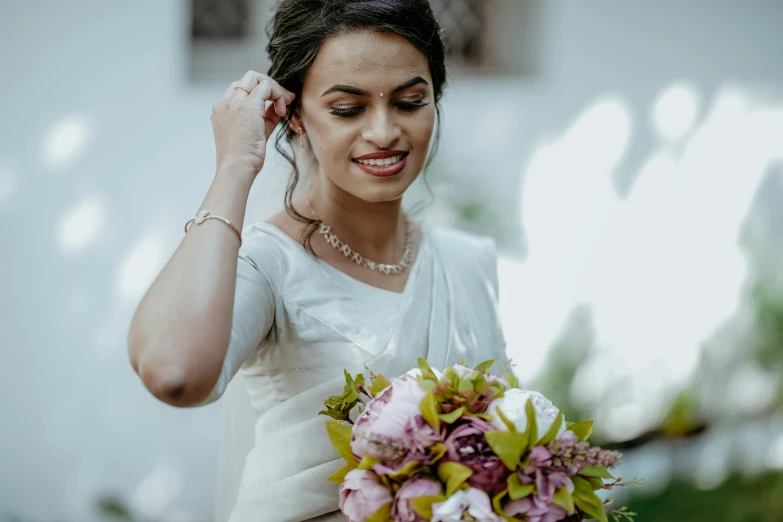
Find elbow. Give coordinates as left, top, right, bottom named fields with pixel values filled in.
left=128, top=334, right=219, bottom=408
left=135, top=360, right=219, bottom=407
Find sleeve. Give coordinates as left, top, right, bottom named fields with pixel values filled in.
left=199, top=227, right=280, bottom=405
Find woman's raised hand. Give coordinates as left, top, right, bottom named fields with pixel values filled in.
left=211, top=70, right=296, bottom=176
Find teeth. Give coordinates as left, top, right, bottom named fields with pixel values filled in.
left=356, top=155, right=402, bottom=166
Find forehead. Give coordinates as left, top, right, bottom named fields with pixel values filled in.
left=305, top=30, right=431, bottom=91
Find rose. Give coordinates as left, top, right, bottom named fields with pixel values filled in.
left=339, top=469, right=393, bottom=522
left=443, top=417, right=508, bottom=495
left=431, top=488, right=500, bottom=522
left=352, top=376, right=426, bottom=462
left=487, top=389, right=565, bottom=437
left=392, top=477, right=443, bottom=522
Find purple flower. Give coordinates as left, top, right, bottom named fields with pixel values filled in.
left=352, top=376, right=426, bottom=462
left=339, top=469, right=393, bottom=522
left=404, top=415, right=442, bottom=454
left=392, top=477, right=443, bottom=522
left=504, top=496, right=568, bottom=522
left=518, top=445, right=574, bottom=505
left=443, top=417, right=508, bottom=495
left=546, top=430, right=622, bottom=472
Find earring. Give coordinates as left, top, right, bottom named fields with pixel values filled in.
left=299, top=133, right=307, bottom=147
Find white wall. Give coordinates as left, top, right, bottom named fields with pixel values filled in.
left=1, top=1, right=781, bottom=520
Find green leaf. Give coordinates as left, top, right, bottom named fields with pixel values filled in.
left=492, top=489, right=515, bottom=521
left=537, top=410, right=564, bottom=445
left=366, top=502, right=393, bottom=522
left=318, top=406, right=348, bottom=422
left=588, top=476, right=605, bottom=490
left=409, top=495, right=445, bottom=519
left=428, top=442, right=448, bottom=464
left=507, top=473, right=535, bottom=500
left=420, top=391, right=441, bottom=431
left=474, top=359, right=496, bottom=373
left=566, top=420, right=594, bottom=441
left=553, top=486, right=575, bottom=514
left=485, top=431, right=527, bottom=470
left=386, top=460, right=424, bottom=481
left=439, top=406, right=465, bottom=424
left=505, top=373, right=519, bottom=389
left=494, top=406, right=518, bottom=432
left=344, top=369, right=354, bottom=387
left=581, top=465, right=614, bottom=479
left=357, top=455, right=382, bottom=470
left=471, top=372, right=487, bottom=391
left=521, top=399, right=538, bottom=449
left=326, top=421, right=357, bottom=465
left=328, top=463, right=356, bottom=484
left=438, top=462, right=473, bottom=496
left=573, top=476, right=607, bottom=522
left=417, top=358, right=438, bottom=380
left=458, top=378, right=474, bottom=394
left=369, top=374, right=391, bottom=397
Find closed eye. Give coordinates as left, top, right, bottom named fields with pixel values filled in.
left=329, top=100, right=430, bottom=118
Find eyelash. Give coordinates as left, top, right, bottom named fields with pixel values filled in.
left=329, top=100, right=430, bottom=118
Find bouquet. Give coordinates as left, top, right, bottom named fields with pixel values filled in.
left=320, top=359, right=643, bottom=522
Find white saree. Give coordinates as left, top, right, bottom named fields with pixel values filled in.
left=206, top=221, right=507, bottom=522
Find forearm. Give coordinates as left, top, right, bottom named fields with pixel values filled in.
left=128, top=162, right=256, bottom=407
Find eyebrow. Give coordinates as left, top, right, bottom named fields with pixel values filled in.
left=321, top=76, right=429, bottom=97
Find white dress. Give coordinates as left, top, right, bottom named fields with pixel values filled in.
left=204, top=221, right=508, bottom=522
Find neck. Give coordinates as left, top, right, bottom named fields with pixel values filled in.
left=305, top=176, right=406, bottom=263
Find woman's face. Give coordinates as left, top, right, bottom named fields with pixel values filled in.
left=294, top=30, right=436, bottom=203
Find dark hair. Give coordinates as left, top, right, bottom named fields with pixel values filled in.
left=266, top=0, right=448, bottom=253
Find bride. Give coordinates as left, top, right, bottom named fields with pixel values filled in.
left=128, top=0, right=508, bottom=520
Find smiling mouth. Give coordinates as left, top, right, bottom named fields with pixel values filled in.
left=352, top=152, right=409, bottom=166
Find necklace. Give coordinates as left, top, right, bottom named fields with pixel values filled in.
left=306, top=196, right=414, bottom=276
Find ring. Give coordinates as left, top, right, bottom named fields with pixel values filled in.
left=234, top=86, right=251, bottom=95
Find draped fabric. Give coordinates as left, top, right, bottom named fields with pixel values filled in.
left=214, top=222, right=506, bottom=522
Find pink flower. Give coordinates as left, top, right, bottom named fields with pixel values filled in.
left=339, top=469, right=393, bottom=522
left=403, top=415, right=442, bottom=454
left=352, top=376, right=427, bottom=462
left=431, top=488, right=500, bottom=522
left=392, top=477, right=443, bottom=522
left=443, top=417, right=508, bottom=495
left=517, top=445, right=574, bottom=505
left=504, top=496, right=568, bottom=522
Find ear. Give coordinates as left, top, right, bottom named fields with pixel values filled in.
left=289, top=109, right=304, bottom=134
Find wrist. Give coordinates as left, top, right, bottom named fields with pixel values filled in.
left=215, top=160, right=258, bottom=189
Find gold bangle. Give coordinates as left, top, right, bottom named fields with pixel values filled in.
left=184, top=210, right=242, bottom=246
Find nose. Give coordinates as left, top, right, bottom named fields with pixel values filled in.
left=361, top=107, right=402, bottom=148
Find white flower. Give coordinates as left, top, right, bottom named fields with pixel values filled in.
left=406, top=367, right=443, bottom=380
left=431, top=488, right=500, bottom=522
left=487, top=389, right=565, bottom=437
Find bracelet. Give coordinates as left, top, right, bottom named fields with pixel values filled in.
left=184, top=210, right=242, bottom=246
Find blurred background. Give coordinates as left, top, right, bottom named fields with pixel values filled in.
left=2, top=0, right=783, bottom=520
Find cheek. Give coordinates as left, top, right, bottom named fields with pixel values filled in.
left=311, top=118, right=355, bottom=161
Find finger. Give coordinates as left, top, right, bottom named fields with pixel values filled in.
left=264, top=102, right=282, bottom=126
left=239, top=71, right=295, bottom=101
left=249, top=80, right=289, bottom=116
left=223, top=81, right=240, bottom=99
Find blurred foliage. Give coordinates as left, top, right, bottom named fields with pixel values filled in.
left=626, top=471, right=783, bottom=522
left=531, top=304, right=595, bottom=424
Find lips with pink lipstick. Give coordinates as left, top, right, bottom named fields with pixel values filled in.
left=352, top=150, right=409, bottom=178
